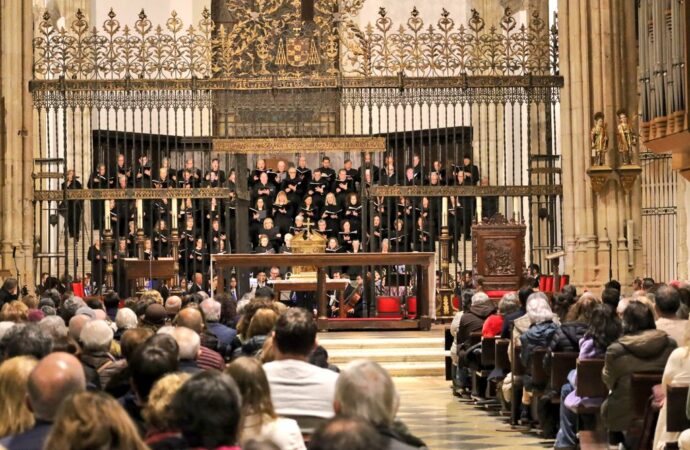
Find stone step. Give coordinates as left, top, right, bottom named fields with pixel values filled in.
left=318, top=337, right=444, bottom=350
left=328, top=347, right=447, bottom=364
left=380, top=362, right=446, bottom=377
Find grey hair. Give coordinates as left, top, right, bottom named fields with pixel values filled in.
left=0, top=321, right=15, bottom=341
left=471, top=291, right=490, bottom=305
left=79, top=320, right=114, bottom=352
left=115, top=308, right=138, bottom=330
left=526, top=292, right=553, bottom=324
left=200, top=299, right=221, bottom=322
left=38, top=315, right=68, bottom=339
left=498, top=292, right=520, bottom=315
left=335, top=359, right=399, bottom=427
left=171, top=326, right=200, bottom=360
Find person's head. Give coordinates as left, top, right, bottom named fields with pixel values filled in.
left=565, top=292, right=601, bottom=323
left=120, top=328, right=154, bottom=360
left=498, top=292, right=520, bottom=316
left=144, top=303, right=168, bottom=328
left=269, top=267, right=281, bottom=280
left=273, top=308, right=317, bottom=359
left=526, top=292, right=553, bottom=324
left=115, top=307, right=138, bottom=330
left=322, top=156, right=331, bottom=168
left=142, top=372, right=191, bottom=433
left=601, top=287, right=621, bottom=312
left=517, top=286, right=534, bottom=309
left=528, top=263, right=540, bottom=276
left=586, top=304, right=622, bottom=351
left=247, top=308, right=278, bottom=339
left=129, top=337, right=179, bottom=402
left=655, top=285, right=681, bottom=318
left=27, top=352, right=86, bottom=421
left=1, top=277, right=18, bottom=295
left=38, top=315, right=67, bottom=340
left=2, top=323, right=53, bottom=360
left=170, top=326, right=201, bottom=361
left=171, top=371, right=242, bottom=448
left=308, top=416, right=386, bottom=450
left=80, top=320, right=113, bottom=353
left=334, top=360, right=398, bottom=427
left=605, top=279, right=622, bottom=292
left=622, top=300, right=657, bottom=335
left=165, top=296, right=182, bottom=317
left=44, top=391, right=148, bottom=450
left=471, top=291, right=490, bottom=307
left=0, top=356, right=38, bottom=436
left=226, top=357, right=276, bottom=424
left=594, top=111, right=604, bottom=126
left=0, top=300, right=28, bottom=322
left=200, top=298, right=221, bottom=323
left=642, top=277, right=656, bottom=291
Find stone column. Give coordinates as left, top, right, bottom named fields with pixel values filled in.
left=559, top=0, right=642, bottom=292
left=1, top=0, right=36, bottom=289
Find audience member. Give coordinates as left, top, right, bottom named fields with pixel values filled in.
left=44, top=391, right=149, bottom=450
left=0, top=356, right=38, bottom=439
left=308, top=416, right=387, bottom=450
left=171, top=371, right=242, bottom=450
left=165, top=295, right=182, bottom=319
left=233, top=307, right=278, bottom=360
left=501, top=286, right=532, bottom=339
left=226, top=357, right=305, bottom=449
left=115, top=308, right=139, bottom=339
left=655, top=285, right=688, bottom=345
left=201, top=298, right=237, bottom=354
left=263, top=309, right=339, bottom=419
left=142, top=372, right=191, bottom=449
left=1, top=324, right=52, bottom=360
left=168, top=327, right=202, bottom=374
left=79, top=319, right=115, bottom=388
left=482, top=292, right=519, bottom=337
left=175, top=307, right=225, bottom=370
left=334, top=359, right=426, bottom=449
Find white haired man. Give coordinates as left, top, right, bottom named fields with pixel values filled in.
left=79, top=320, right=115, bottom=389
left=200, top=298, right=236, bottom=354
left=334, top=360, right=427, bottom=449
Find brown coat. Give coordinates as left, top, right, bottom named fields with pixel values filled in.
left=601, top=329, right=676, bottom=431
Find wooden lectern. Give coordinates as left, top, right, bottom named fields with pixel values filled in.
left=124, top=259, right=175, bottom=295
left=472, top=214, right=526, bottom=291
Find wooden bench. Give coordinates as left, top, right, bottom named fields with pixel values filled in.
left=510, top=343, right=526, bottom=425
left=473, top=336, right=497, bottom=399
left=550, top=352, right=579, bottom=403
left=574, top=359, right=608, bottom=450
left=468, top=331, right=482, bottom=347
left=667, top=385, right=690, bottom=432
left=481, top=336, right=496, bottom=367
left=494, top=339, right=511, bottom=372
left=530, top=348, right=549, bottom=389
left=631, top=372, right=663, bottom=420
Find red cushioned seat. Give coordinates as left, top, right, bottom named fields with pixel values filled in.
left=559, top=275, right=570, bottom=290
left=72, top=282, right=84, bottom=298
left=407, top=296, right=417, bottom=319
left=485, top=290, right=513, bottom=300
left=452, top=295, right=460, bottom=310
left=376, top=296, right=402, bottom=318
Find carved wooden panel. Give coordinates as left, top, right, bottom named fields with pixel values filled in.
left=472, top=214, right=526, bottom=291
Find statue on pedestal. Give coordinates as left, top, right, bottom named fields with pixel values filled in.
left=590, top=112, right=608, bottom=166
left=616, top=109, right=636, bottom=165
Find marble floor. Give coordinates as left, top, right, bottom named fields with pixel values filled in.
left=394, top=377, right=554, bottom=450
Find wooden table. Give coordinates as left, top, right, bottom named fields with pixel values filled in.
left=212, top=253, right=434, bottom=330
left=270, top=278, right=350, bottom=317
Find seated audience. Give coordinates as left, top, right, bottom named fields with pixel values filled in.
left=167, top=326, right=202, bottom=374
left=455, top=291, right=496, bottom=392
left=334, top=359, right=427, bottom=449
left=0, top=356, right=39, bottom=439
left=171, top=371, right=243, bottom=450
left=500, top=286, right=532, bottom=339
left=43, top=391, right=149, bottom=450
left=602, top=300, right=677, bottom=448
left=483, top=292, right=520, bottom=337
left=175, top=307, right=225, bottom=371
left=79, top=319, right=115, bottom=388
left=226, top=357, right=305, bottom=450
left=549, top=292, right=600, bottom=354
left=263, top=308, right=339, bottom=419
left=1, top=352, right=85, bottom=450
left=201, top=298, right=236, bottom=355
left=554, top=304, right=621, bottom=449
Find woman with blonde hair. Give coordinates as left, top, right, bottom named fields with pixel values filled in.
left=143, top=372, right=191, bottom=447
left=0, top=356, right=38, bottom=438
left=0, top=301, right=28, bottom=322
left=226, top=357, right=305, bottom=450
left=44, top=391, right=148, bottom=450
left=233, top=308, right=278, bottom=359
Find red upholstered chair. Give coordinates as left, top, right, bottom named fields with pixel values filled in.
left=559, top=275, right=570, bottom=290
left=72, top=282, right=85, bottom=298
left=406, top=296, right=417, bottom=319
left=545, top=276, right=554, bottom=293
left=539, top=277, right=547, bottom=292
left=376, top=296, right=402, bottom=318
left=452, top=295, right=460, bottom=311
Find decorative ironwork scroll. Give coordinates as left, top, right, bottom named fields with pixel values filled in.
left=213, top=136, right=386, bottom=154
left=370, top=185, right=563, bottom=197
left=33, top=188, right=231, bottom=202
left=31, top=5, right=559, bottom=83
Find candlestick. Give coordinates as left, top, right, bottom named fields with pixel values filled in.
left=513, top=197, right=520, bottom=220
left=476, top=197, right=483, bottom=223
left=104, top=201, right=111, bottom=231
left=441, top=197, right=448, bottom=227
left=171, top=198, right=178, bottom=230
left=136, top=199, right=143, bottom=230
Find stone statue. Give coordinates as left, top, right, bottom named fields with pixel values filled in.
left=590, top=112, right=608, bottom=166
left=616, top=109, right=636, bottom=165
